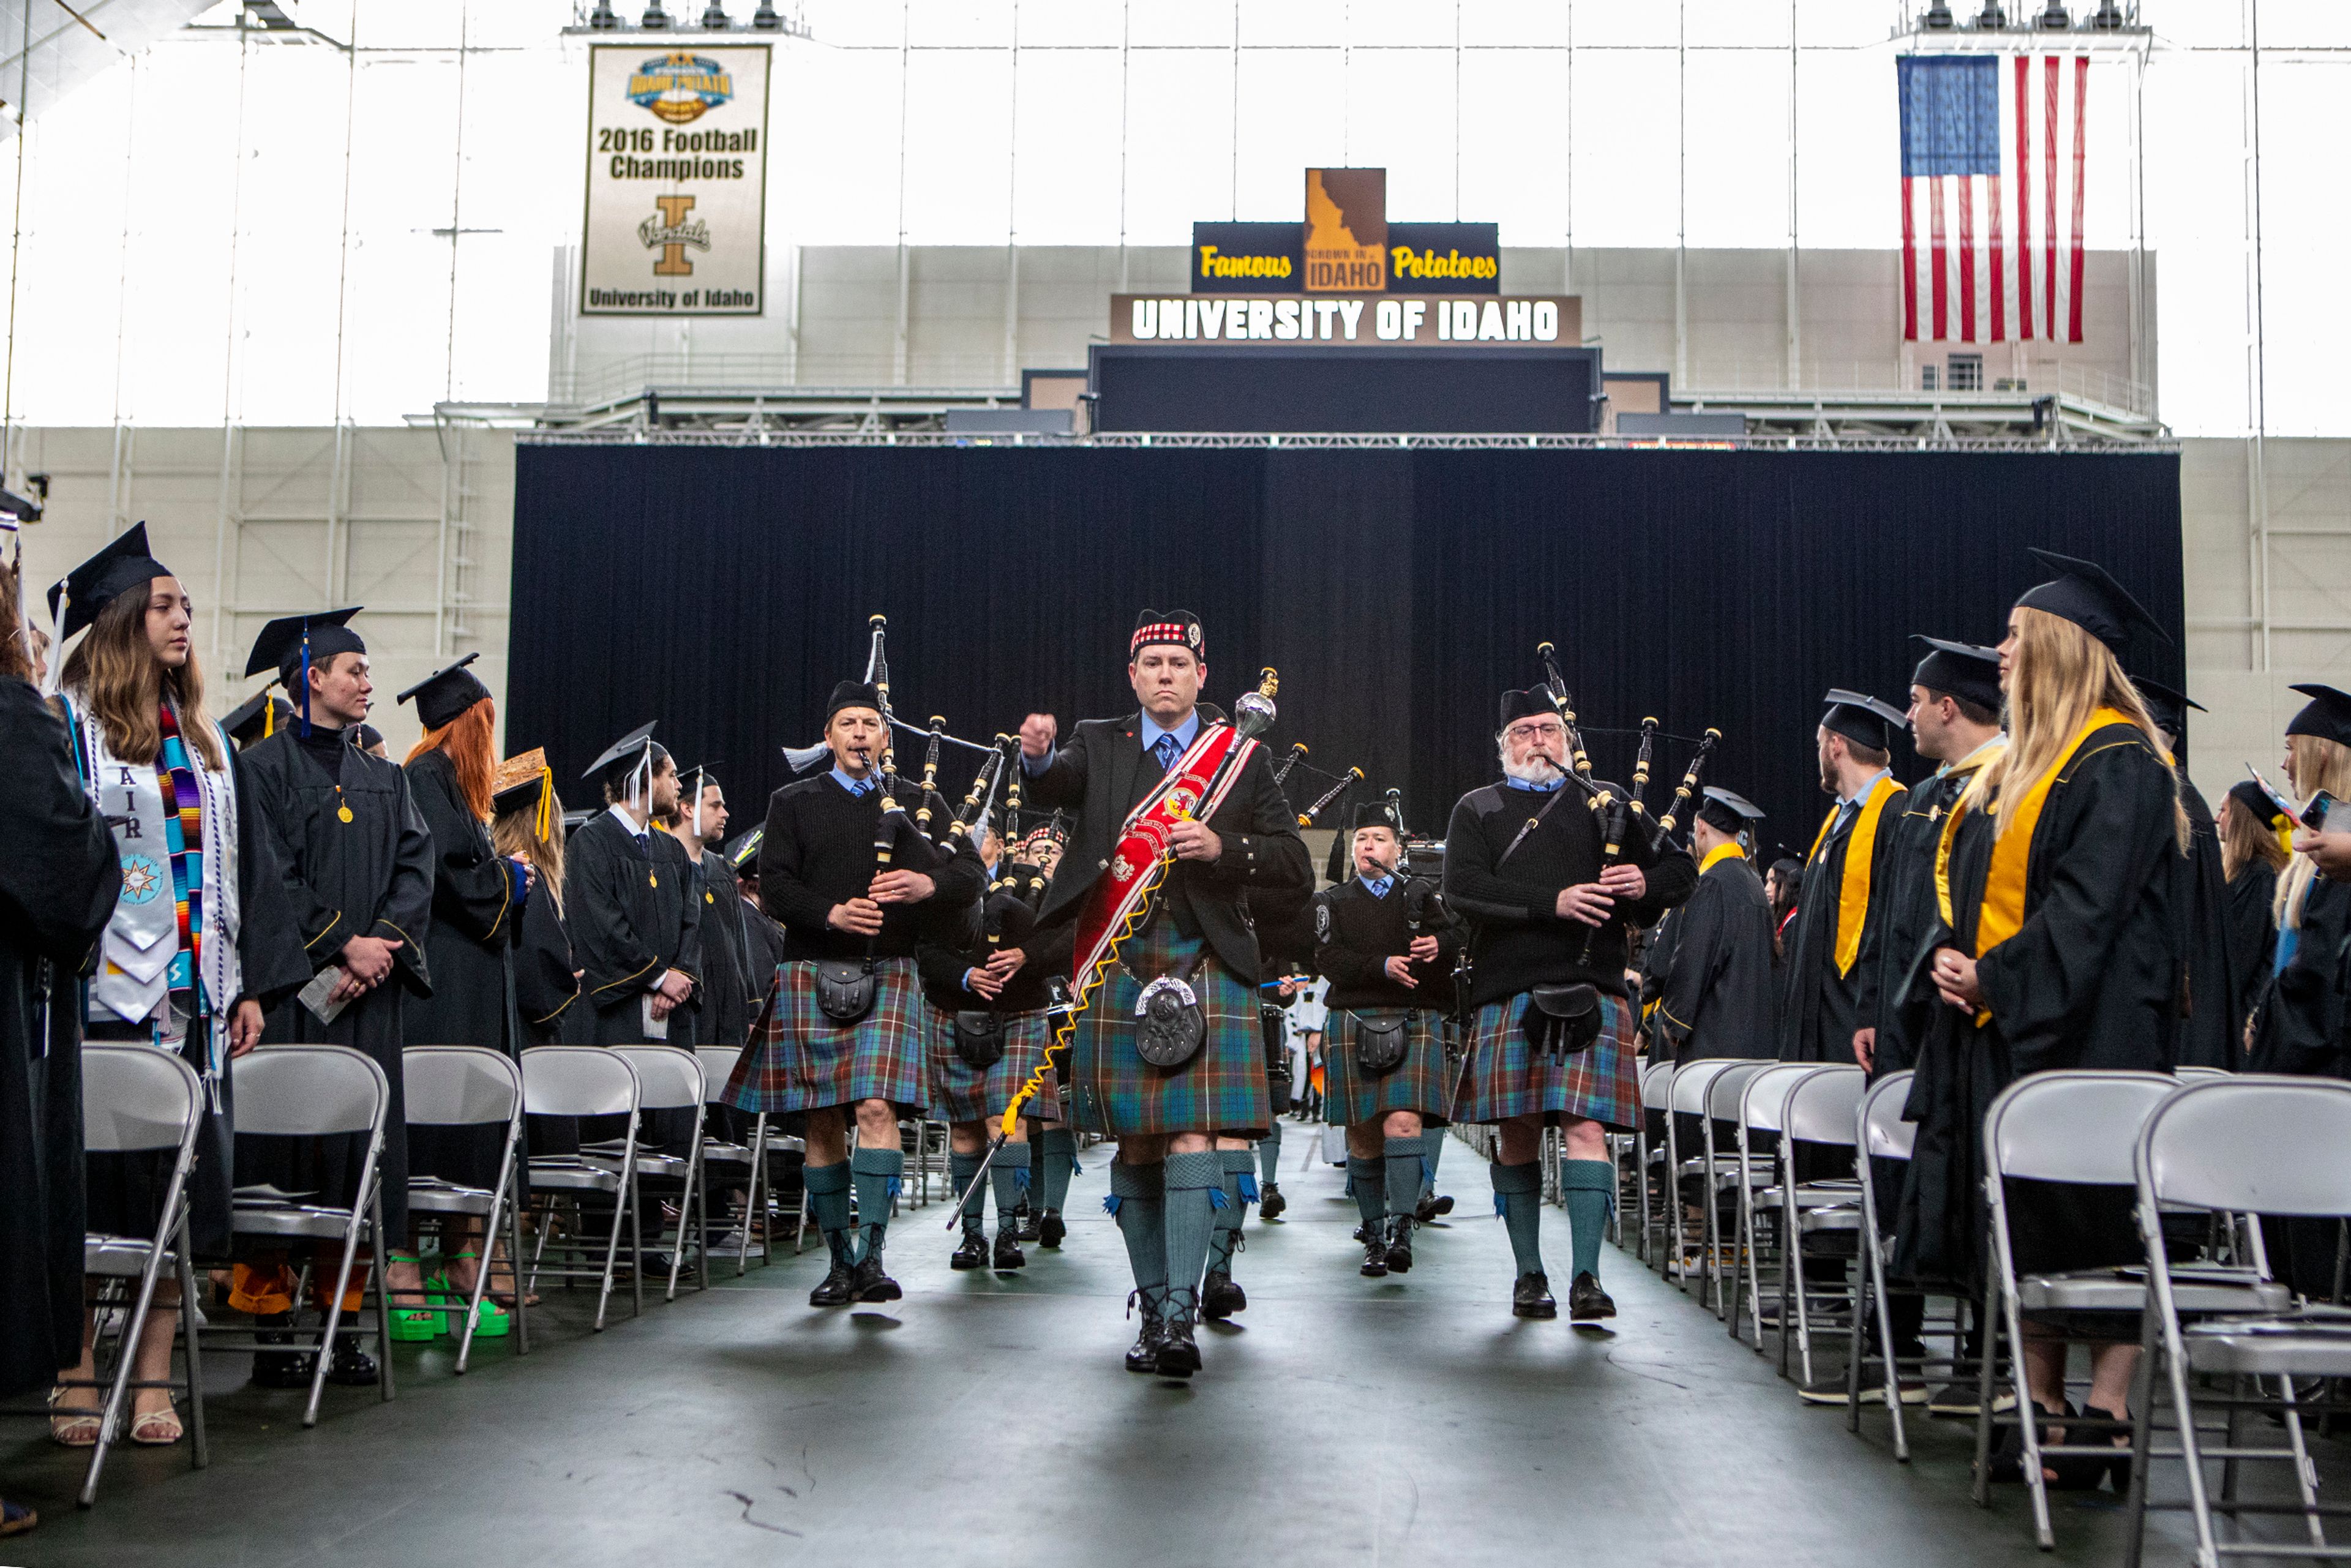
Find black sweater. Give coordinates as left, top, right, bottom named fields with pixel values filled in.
left=917, top=875, right=1056, bottom=1015
left=1314, top=876, right=1458, bottom=1012
left=760, top=773, right=984, bottom=962
left=1441, top=780, right=1694, bottom=1007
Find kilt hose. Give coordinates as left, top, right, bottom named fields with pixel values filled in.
left=724, top=958, right=929, bottom=1117
left=925, top=1005, right=1063, bottom=1125
left=1322, top=1007, right=1455, bottom=1127
left=1452, top=990, right=1640, bottom=1131
left=1066, top=922, right=1270, bottom=1139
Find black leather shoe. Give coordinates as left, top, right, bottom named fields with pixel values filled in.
left=1156, top=1309, right=1202, bottom=1378
left=1415, top=1193, right=1455, bottom=1222
left=1513, top=1270, right=1558, bottom=1320
left=249, top=1314, right=314, bottom=1388
left=992, top=1225, right=1026, bottom=1270
left=851, top=1250, right=902, bottom=1304
left=1360, top=1234, right=1390, bottom=1277
left=1125, top=1313, right=1166, bottom=1373
left=808, top=1262, right=856, bottom=1307
left=1037, top=1209, right=1066, bottom=1250
left=324, top=1335, right=378, bottom=1387
left=950, top=1229, right=988, bottom=1270
left=1014, top=1201, right=1041, bottom=1243
left=1258, top=1184, right=1287, bottom=1221
left=1567, top=1271, right=1616, bottom=1324
left=1383, top=1214, right=1415, bottom=1275
left=1200, top=1268, right=1246, bottom=1320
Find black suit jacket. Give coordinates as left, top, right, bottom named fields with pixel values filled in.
left=1025, top=706, right=1310, bottom=981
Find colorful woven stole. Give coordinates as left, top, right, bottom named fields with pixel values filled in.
left=156, top=701, right=206, bottom=1016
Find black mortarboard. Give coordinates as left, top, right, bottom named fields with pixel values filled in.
left=2227, top=778, right=2290, bottom=830
left=351, top=723, right=384, bottom=754
left=1820, top=689, right=1906, bottom=752
left=1351, top=798, right=1403, bottom=835
left=396, top=651, right=493, bottom=730
left=825, top=680, right=884, bottom=724
left=2015, top=549, right=2170, bottom=655
left=1130, top=608, right=1205, bottom=662
left=224, top=690, right=293, bottom=748
left=1697, top=786, right=1766, bottom=835
left=244, top=607, right=365, bottom=683
left=492, top=747, right=553, bottom=819
left=1498, top=688, right=1555, bottom=729
left=726, top=825, right=765, bottom=876
left=48, top=522, right=171, bottom=643
left=2287, top=684, right=2351, bottom=750
left=582, top=720, right=664, bottom=783
left=2132, top=677, right=2204, bottom=743
left=1910, top=634, right=2004, bottom=715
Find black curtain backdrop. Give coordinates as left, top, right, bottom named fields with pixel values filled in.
left=509, top=444, right=2183, bottom=855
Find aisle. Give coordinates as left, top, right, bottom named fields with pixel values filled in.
left=4, top=1128, right=2217, bottom=1566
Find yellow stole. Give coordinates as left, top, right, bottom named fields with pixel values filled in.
left=1806, top=774, right=1906, bottom=978
left=1698, top=842, right=1745, bottom=876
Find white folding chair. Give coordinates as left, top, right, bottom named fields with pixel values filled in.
left=1768, top=1065, right=1867, bottom=1384
left=220, top=1044, right=394, bottom=1428
left=402, top=1046, right=528, bottom=1370
left=610, top=1046, right=708, bottom=1300
left=71, top=1044, right=209, bottom=1506
left=1699, top=1062, right=1774, bottom=1315
left=695, top=1044, right=764, bottom=1274
left=1663, top=1060, right=1739, bottom=1286
left=1974, top=1070, right=2289, bottom=1550
left=1728, top=1062, right=1819, bottom=1347
left=2126, top=1076, right=2351, bottom=1568
left=1848, top=1069, right=1938, bottom=1458
left=520, top=1046, right=643, bottom=1330
left=1633, top=1057, right=1676, bottom=1269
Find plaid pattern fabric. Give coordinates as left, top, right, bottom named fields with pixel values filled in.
left=925, top=1005, right=1062, bottom=1125
left=1323, top=1008, right=1455, bottom=1127
left=1067, top=922, right=1269, bottom=1138
left=724, top=958, right=928, bottom=1115
left=1452, top=991, right=1640, bottom=1131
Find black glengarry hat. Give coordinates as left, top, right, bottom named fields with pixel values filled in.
left=2287, top=684, right=2351, bottom=750
left=49, top=522, right=171, bottom=643
left=1910, top=635, right=2003, bottom=715
left=1498, top=688, right=1555, bottom=729
left=396, top=651, right=493, bottom=730
left=1351, top=798, right=1403, bottom=835
left=2015, top=549, right=2170, bottom=655
left=1131, top=608, right=1204, bottom=662
left=1820, top=689, right=1907, bottom=752
left=1697, top=786, right=1766, bottom=836
left=825, top=680, right=885, bottom=724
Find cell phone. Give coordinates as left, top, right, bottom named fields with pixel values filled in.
left=2300, top=791, right=2351, bottom=834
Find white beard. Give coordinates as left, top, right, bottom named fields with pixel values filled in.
left=1501, top=753, right=1565, bottom=787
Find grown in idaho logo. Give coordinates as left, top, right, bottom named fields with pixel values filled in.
left=627, top=52, right=733, bottom=124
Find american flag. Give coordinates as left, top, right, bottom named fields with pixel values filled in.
left=1897, top=54, right=2088, bottom=345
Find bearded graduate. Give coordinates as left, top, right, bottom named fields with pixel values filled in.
left=237, top=607, right=437, bottom=1376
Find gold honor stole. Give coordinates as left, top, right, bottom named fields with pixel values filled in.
left=1698, top=841, right=1746, bottom=876
left=1806, top=774, right=1906, bottom=977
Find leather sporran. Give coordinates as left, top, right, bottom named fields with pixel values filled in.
left=1520, top=983, right=1602, bottom=1057
left=951, top=1009, right=1005, bottom=1069
left=1351, top=1011, right=1410, bottom=1075
left=814, top=959, right=877, bottom=1024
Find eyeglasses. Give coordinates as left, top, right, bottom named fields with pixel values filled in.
left=1503, top=721, right=1565, bottom=743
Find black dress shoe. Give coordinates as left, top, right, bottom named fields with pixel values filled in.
left=1037, top=1208, right=1066, bottom=1249
left=324, top=1335, right=378, bottom=1387
left=950, top=1230, right=989, bottom=1270
left=992, top=1226, right=1026, bottom=1270
left=1125, top=1313, right=1166, bottom=1373
left=1567, top=1271, right=1616, bottom=1324
left=1200, top=1268, right=1246, bottom=1320
left=1415, top=1193, right=1455, bottom=1221
left=1014, top=1201, right=1041, bottom=1243
left=851, top=1251, right=902, bottom=1304
left=1513, top=1270, right=1558, bottom=1319
left=1360, top=1234, right=1390, bottom=1277
left=809, top=1260, right=858, bottom=1306
left=249, top=1314, right=315, bottom=1388
left=1383, top=1214, right=1415, bottom=1275
left=1156, top=1311, right=1202, bottom=1378
left=1258, top=1184, right=1286, bottom=1221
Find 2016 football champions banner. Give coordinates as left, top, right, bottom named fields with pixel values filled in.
left=582, top=44, right=770, bottom=317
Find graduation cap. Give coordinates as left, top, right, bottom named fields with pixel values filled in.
left=492, top=747, right=556, bottom=840
left=244, top=606, right=365, bottom=737
left=1820, top=689, right=1907, bottom=752
left=2016, top=549, right=2171, bottom=655
left=351, top=723, right=386, bottom=756
left=1350, top=797, right=1403, bottom=835
left=2227, top=778, right=2292, bottom=830
left=396, top=651, right=492, bottom=732
left=726, top=825, right=765, bottom=877
left=582, top=720, right=666, bottom=810
left=224, top=689, right=294, bottom=749
left=1130, top=607, right=1205, bottom=662
left=1697, top=786, right=1766, bottom=836
left=2133, top=676, right=2204, bottom=747
left=2287, top=685, right=2351, bottom=751
left=1911, top=634, right=2003, bottom=716
left=678, top=760, right=723, bottom=838
left=48, top=522, right=171, bottom=646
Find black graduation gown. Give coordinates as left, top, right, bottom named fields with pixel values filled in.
left=2174, top=776, right=2238, bottom=1071
left=1653, top=853, right=1778, bottom=1064
left=1870, top=769, right=1975, bottom=1077
left=2248, top=870, right=2351, bottom=1079
left=0, top=682, right=119, bottom=1398
left=515, top=888, right=579, bottom=1046
left=2224, top=859, right=2278, bottom=1047
left=562, top=809, right=703, bottom=1048
left=403, top=748, right=519, bottom=1054
left=1895, top=724, right=2183, bottom=1293
left=689, top=851, right=757, bottom=1052
left=240, top=727, right=436, bottom=1238
left=1780, top=785, right=1905, bottom=1063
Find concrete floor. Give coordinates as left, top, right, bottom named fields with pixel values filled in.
left=2, top=1130, right=2325, bottom=1567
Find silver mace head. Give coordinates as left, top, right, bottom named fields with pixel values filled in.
left=1232, top=688, right=1278, bottom=740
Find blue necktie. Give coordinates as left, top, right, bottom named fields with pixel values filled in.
left=1363, top=875, right=1393, bottom=899
left=1153, top=734, right=1180, bottom=774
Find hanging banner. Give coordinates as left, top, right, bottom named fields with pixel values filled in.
left=580, top=43, right=770, bottom=316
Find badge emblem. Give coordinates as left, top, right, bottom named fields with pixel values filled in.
left=119, top=855, right=162, bottom=905
left=626, top=51, right=734, bottom=124
left=1110, top=857, right=1135, bottom=884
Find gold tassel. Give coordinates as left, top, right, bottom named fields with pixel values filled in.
left=536, top=765, right=553, bottom=842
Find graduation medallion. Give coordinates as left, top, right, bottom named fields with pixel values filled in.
left=335, top=787, right=353, bottom=823
left=649, top=872, right=658, bottom=888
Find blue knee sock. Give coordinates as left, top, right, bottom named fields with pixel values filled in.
left=1258, top=1122, right=1282, bottom=1188
left=1208, top=1150, right=1251, bottom=1272
left=804, top=1159, right=855, bottom=1267
left=992, top=1143, right=1031, bottom=1229
left=1162, top=1151, right=1224, bottom=1322
left=1561, top=1158, right=1614, bottom=1283
left=1352, top=1154, right=1388, bottom=1228
left=849, top=1146, right=902, bottom=1261
left=1107, top=1159, right=1166, bottom=1314
left=1491, top=1159, right=1545, bottom=1278
left=949, top=1150, right=985, bottom=1238
left=1384, top=1135, right=1425, bottom=1220
left=1039, top=1127, right=1076, bottom=1211
left=1422, top=1131, right=1445, bottom=1199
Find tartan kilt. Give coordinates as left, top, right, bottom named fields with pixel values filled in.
left=1324, top=1008, right=1455, bottom=1127
left=723, top=958, right=928, bottom=1117
left=925, top=1005, right=1063, bottom=1125
left=1452, top=991, right=1640, bottom=1131
left=1067, top=923, right=1269, bottom=1139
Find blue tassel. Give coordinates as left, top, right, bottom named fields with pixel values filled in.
left=1494, top=1192, right=1507, bottom=1218
left=1014, top=1166, right=1032, bottom=1191
left=885, top=1177, right=902, bottom=1201
left=1071, top=1158, right=1084, bottom=1175
left=1102, top=1194, right=1122, bottom=1216
left=1207, top=1187, right=1228, bottom=1210
left=1237, top=1173, right=1260, bottom=1204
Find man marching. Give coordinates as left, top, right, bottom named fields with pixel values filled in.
left=1019, top=610, right=1310, bottom=1378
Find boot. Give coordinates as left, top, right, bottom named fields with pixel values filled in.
left=1037, top=1208, right=1067, bottom=1250
left=1257, top=1183, right=1287, bottom=1221
left=992, top=1224, right=1026, bottom=1271
left=808, top=1261, right=857, bottom=1307
left=1360, top=1232, right=1390, bottom=1278
left=850, top=1242, right=902, bottom=1304
left=950, top=1228, right=988, bottom=1270
left=1383, top=1214, right=1415, bottom=1275
left=1156, top=1294, right=1203, bottom=1378
left=324, top=1334, right=378, bottom=1386
left=1200, top=1268, right=1246, bottom=1321
left=1125, top=1289, right=1166, bottom=1373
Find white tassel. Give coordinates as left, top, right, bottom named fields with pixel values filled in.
left=782, top=740, right=831, bottom=773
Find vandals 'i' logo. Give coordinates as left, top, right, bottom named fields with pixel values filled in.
left=627, top=52, right=733, bottom=124
left=640, top=194, right=710, bottom=276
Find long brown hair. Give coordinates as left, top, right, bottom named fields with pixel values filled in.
left=0, top=560, right=31, bottom=685
left=492, top=787, right=566, bottom=916
left=60, top=579, right=225, bottom=772
left=1959, top=606, right=2185, bottom=850
left=2220, top=790, right=2290, bottom=885
left=407, top=696, right=497, bottom=820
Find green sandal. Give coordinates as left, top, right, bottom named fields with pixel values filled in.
left=449, top=1250, right=510, bottom=1338
left=386, top=1251, right=440, bottom=1342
